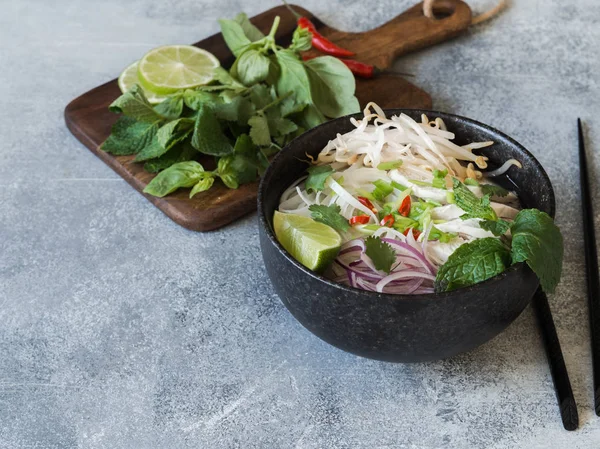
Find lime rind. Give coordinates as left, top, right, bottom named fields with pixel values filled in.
left=117, top=61, right=168, bottom=105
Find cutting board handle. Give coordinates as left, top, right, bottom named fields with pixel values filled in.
left=314, top=0, right=472, bottom=70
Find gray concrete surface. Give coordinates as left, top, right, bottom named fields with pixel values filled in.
left=1, top=0, right=599, bottom=447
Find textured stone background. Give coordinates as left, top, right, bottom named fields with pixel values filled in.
left=1, top=0, right=599, bottom=447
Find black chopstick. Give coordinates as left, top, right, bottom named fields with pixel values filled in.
left=578, top=118, right=600, bottom=416
left=533, top=287, right=579, bottom=430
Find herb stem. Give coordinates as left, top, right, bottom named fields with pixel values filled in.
left=259, top=91, right=292, bottom=113
left=268, top=16, right=281, bottom=39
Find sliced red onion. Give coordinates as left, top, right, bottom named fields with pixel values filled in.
left=376, top=271, right=436, bottom=293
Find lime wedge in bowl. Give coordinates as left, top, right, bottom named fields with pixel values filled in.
left=137, top=45, right=220, bottom=95
left=118, top=61, right=168, bottom=104
left=273, top=211, right=342, bottom=273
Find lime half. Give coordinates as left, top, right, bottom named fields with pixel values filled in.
left=118, top=61, right=168, bottom=104
left=273, top=211, right=342, bottom=272
left=137, top=45, right=220, bottom=95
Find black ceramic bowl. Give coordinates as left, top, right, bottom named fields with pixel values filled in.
left=258, top=109, right=555, bottom=363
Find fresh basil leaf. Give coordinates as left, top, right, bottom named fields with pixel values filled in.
left=480, top=219, right=511, bottom=236
left=190, top=177, right=215, bottom=198
left=275, top=50, right=312, bottom=114
left=435, top=238, right=511, bottom=292
left=304, top=56, right=359, bottom=118
left=453, top=178, right=497, bottom=220
left=101, top=117, right=159, bottom=155
left=309, top=204, right=350, bottom=233
left=143, top=161, right=206, bottom=197
left=302, top=104, right=327, bottom=129
left=191, top=104, right=234, bottom=156
left=365, top=236, right=396, bottom=274
left=217, top=156, right=240, bottom=189
left=108, top=84, right=164, bottom=123
left=511, top=209, right=563, bottom=293
left=234, top=12, right=265, bottom=42
left=218, top=18, right=252, bottom=57
left=305, top=164, right=334, bottom=193
left=248, top=113, right=271, bottom=146
left=290, top=26, right=312, bottom=52
left=231, top=49, right=271, bottom=86
left=377, top=161, right=403, bottom=170
left=143, top=141, right=198, bottom=173
left=154, top=92, right=184, bottom=120
left=481, top=184, right=510, bottom=197
left=183, top=90, right=218, bottom=111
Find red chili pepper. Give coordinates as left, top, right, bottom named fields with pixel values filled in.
left=349, top=215, right=370, bottom=226
left=302, top=54, right=377, bottom=79
left=297, top=17, right=355, bottom=58
left=380, top=214, right=395, bottom=228
left=357, top=196, right=377, bottom=213
left=403, top=228, right=421, bottom=239
left=398, top=196, right=411, bottom=217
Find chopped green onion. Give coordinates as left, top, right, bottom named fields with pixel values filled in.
left=377, top=160, right=403, bottom=170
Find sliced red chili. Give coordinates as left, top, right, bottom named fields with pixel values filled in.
left=403, top=228, right=421, bottom=239
left=302, top=55, right=377, bottom=79
left=349, top=215, right=370, bottom=226
left=398, top=196, right=411, bottom=217
left=380, top=214, right=395, bottom=228
left=297, top=17, right=355, bottom=57
left=357, top=196, right=377, bottom=213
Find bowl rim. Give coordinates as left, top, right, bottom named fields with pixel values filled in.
left=258, top=108, right=556, bottom=302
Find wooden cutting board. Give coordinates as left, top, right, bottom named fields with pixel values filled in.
left=64, top=1, right=472, bottom=231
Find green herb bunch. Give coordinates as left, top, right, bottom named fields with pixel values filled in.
left=101, top=13, right=360, bottom=198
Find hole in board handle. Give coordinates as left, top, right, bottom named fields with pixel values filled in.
left=424, top=0, right=457, bottom=20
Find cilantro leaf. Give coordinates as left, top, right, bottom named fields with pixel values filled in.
left=305, top=165, right=334, bottom=193
left=453, top=178, right=497, bottom=220
left=101, top=117, right=159, bottom=155
left=268, top=117, right=298, bottom=137
left=234, top=12, right=264, bottom=42
left=108, top=84, right=164, bottom=123
left=511, top=209, right=563, bottom=293
left=218, top=18, right=252, bottom=57
left=143, top=161, right=207, bottom=197
left=143, top=141, right=198, bottom=173
left=371, top=180, right=394, bottom=201
left=377, top=161, right=403, bottom=170
left=191, top=104, right=233, bottom=156
left=481, top=184, right=510, bottom=197
left=154, top=93, right=184, bottom=120
left=214, top=95, right=255, bottom=126
left=248, top=113, right=271, bottom=146
left=435, top=238, right=511, bottom=292
left=365, top=236, right=396, bottom=274
left=309, top=204, right=350, bottom=233
left=480, top=219, right=511, bottom=236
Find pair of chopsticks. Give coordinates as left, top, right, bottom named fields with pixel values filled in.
left=533, top=119, right=600, bottom=431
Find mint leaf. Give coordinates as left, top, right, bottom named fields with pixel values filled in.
left=365, top=236, right=396, bottom=274
left=480, top=219, right=511, bottom=236
left=154, top=93, right=184, bottom=120
left=191, top=104, right=233, bottom=156
left=377, top=161, right=403, bottom=170
left=511, top=209, right=563, bottom=293
left=218, top=18, right=252, bottom=57
left=135, top=118, right=194, bottom=162
left=234, top=12, right=264, bottom=42
left=304, top=56, right=359, bottom=118
left=183, top=90, right=218, bottom=111
left=143, top=141, right=198, bottom=173
left=371, top=180, right=394, bottom=201
left=231, top=49, right=271, bottom=86
left=306, top=165, right=334, bottom=193
left=108, top=84, right=163, bottom=123
left=453, top=178, right=497, bottom=220
left=143, top=161, right=207, bottom=197
left=481, top=184, right=510, bottom=197
left=229, top=134, right=260, bottom=184
left=290, top=26, right=312, bottom=52
left=309, top=204, right=350, bottom=233
left=101, top=117, right=159, bottom=155
left=435, top=238, right=511, bottom=292
left=248, top=113, right=271, bottom=146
